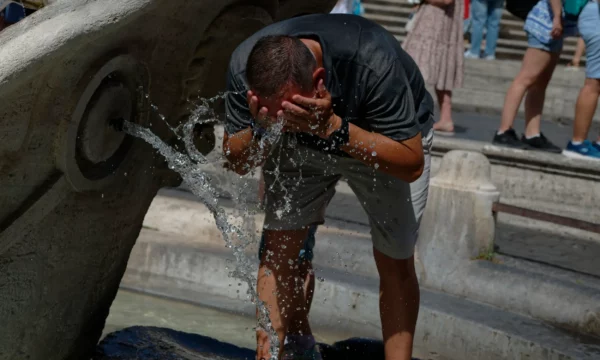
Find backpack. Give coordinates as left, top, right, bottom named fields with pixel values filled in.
left=563, top=0, right=589, bottom=20
left=506, top=0, right=539, bottom=20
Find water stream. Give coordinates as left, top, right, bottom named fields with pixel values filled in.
left=123, top=93, right=291, bottom=360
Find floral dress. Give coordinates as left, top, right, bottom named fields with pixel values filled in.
left=403, top=0, right=465, bottom=91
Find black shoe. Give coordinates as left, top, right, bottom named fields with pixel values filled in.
left=520, top=133, right=562, bottom=153
left=492, top=128, right=529, bottom=149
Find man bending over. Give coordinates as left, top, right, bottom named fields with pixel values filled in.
left=223, top=13, right=434, bottom=360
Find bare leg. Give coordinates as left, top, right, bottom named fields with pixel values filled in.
left=434, top=89, right=454, bottom=132
left=374, top=250, right=420, bottom=360
left=523, top=52, right=560, bottom=137
left=573, top=78, right=600, bottom=142
left=286, top=259, right=315, bottom=336
left=498, top=48, right=557, bottom=133
left=569, top=38, right=586, bottom=68
left=256, top=229, right=310, bottom=360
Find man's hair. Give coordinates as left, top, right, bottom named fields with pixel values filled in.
left=246, top=35, right=317, bottom=98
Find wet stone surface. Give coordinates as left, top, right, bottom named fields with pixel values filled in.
left=95, top=326, right=421, bottom=360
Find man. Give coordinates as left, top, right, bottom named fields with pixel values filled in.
left=224, top=14, right=434, bottom=360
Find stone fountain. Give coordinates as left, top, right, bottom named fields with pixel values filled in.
left=0, top=1, right=335, bottom=359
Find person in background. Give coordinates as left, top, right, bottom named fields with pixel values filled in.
left=464, top=0, right=472, bottom=35
left=492, top=0, right=577, bottom=152
left=403, top=0, right=464, bottom=135
left=567, top=37, right=586, bottom=70
left=330, top=0, right=351, bottom=14
left=330, top=0, right=364, bottom=15
left=465, top=0, right=505, bottom=60
left=564, top=0, right=600, bottom=160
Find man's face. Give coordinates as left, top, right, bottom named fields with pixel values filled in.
left=257, top=85, right=316, bottom=120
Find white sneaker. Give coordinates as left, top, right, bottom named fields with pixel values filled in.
left=464, top=51, right=479, bottom=59
left=483, top=55, right=496, bottom=60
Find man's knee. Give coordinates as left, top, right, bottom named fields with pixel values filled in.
left=583, top=79, right=600, bottom=94
left=374, top=249, right=417, bottom=282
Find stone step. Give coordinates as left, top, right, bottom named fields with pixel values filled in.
left=122, top=227, right=600, bottom=360
left=141, top=188, right=600, bottom=338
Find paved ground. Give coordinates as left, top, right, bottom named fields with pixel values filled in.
left=442, top=110, right=600, bottom=146
left=496, top=221, right=600, bottom=278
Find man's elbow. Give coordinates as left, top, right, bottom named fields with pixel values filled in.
left=407, top=160, right=425, bottom=182
left=393, top=156, right=424, bottom=183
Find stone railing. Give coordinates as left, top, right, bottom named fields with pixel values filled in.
left=417, top=150, right=600, bottom=339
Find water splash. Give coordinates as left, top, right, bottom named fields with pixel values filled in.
left=122, top=94, right=288, bottom=359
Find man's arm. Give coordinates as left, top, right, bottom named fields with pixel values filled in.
left=337, top=117, right=424, bottom=182
left=223, top=70, right=273, bottom=175
left=223, top=127, right=271, bottom=175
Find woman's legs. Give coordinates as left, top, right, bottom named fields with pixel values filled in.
left=468, top=0, right=487, bottom=57
left=568, top=38, right=586, bottom=68
left=572, top=78, right=600, bottom=142
left=498, top=48, right=558, bottom=133
left=523, top=52, right=561, bottom=137
left=434, top=90, right=454, bottom=132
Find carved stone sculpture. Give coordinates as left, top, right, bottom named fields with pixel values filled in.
left=0, top=1, right=335, bottom=359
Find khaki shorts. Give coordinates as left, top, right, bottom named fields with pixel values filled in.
left=262, top=126, right=433, bottom=260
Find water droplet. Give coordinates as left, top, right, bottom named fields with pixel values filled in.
left=371, top=151, right=377, bottom=157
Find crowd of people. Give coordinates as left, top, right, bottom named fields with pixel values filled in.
left=404, top=0, right=600, bottom=160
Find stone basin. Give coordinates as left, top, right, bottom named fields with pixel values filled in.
left=96, top=326, right=407, bottom=360
left=0, top=1, right=335, bottom=359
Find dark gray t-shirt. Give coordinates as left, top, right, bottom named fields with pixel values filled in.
left=225, top=14, right=434, bottom=155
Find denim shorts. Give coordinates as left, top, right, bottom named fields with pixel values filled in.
left=527, top=32, right=564, bottom=53
left=578, top=1, right=600, bottom=79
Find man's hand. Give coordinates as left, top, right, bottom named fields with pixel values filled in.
left=281, top=80, right=341, bottom=139
left=248, top=91, right=278, bottom=130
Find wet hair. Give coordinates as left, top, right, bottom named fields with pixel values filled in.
left=246, top=35, right=317, bottom=98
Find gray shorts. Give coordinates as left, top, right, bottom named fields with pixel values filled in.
left=262, top=127, right=433, bottom=260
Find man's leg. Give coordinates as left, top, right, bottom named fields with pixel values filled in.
left=374, top=252, right=419, bottom=360
left=286, top=226, right=317, bottom=339
left=258, top=172, right=317, bottom=343
left=259, top=139, right=340, bottom=359
left=256, top=228, right=310, bottom=359
left=343, top=127, right=433, bottom=360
